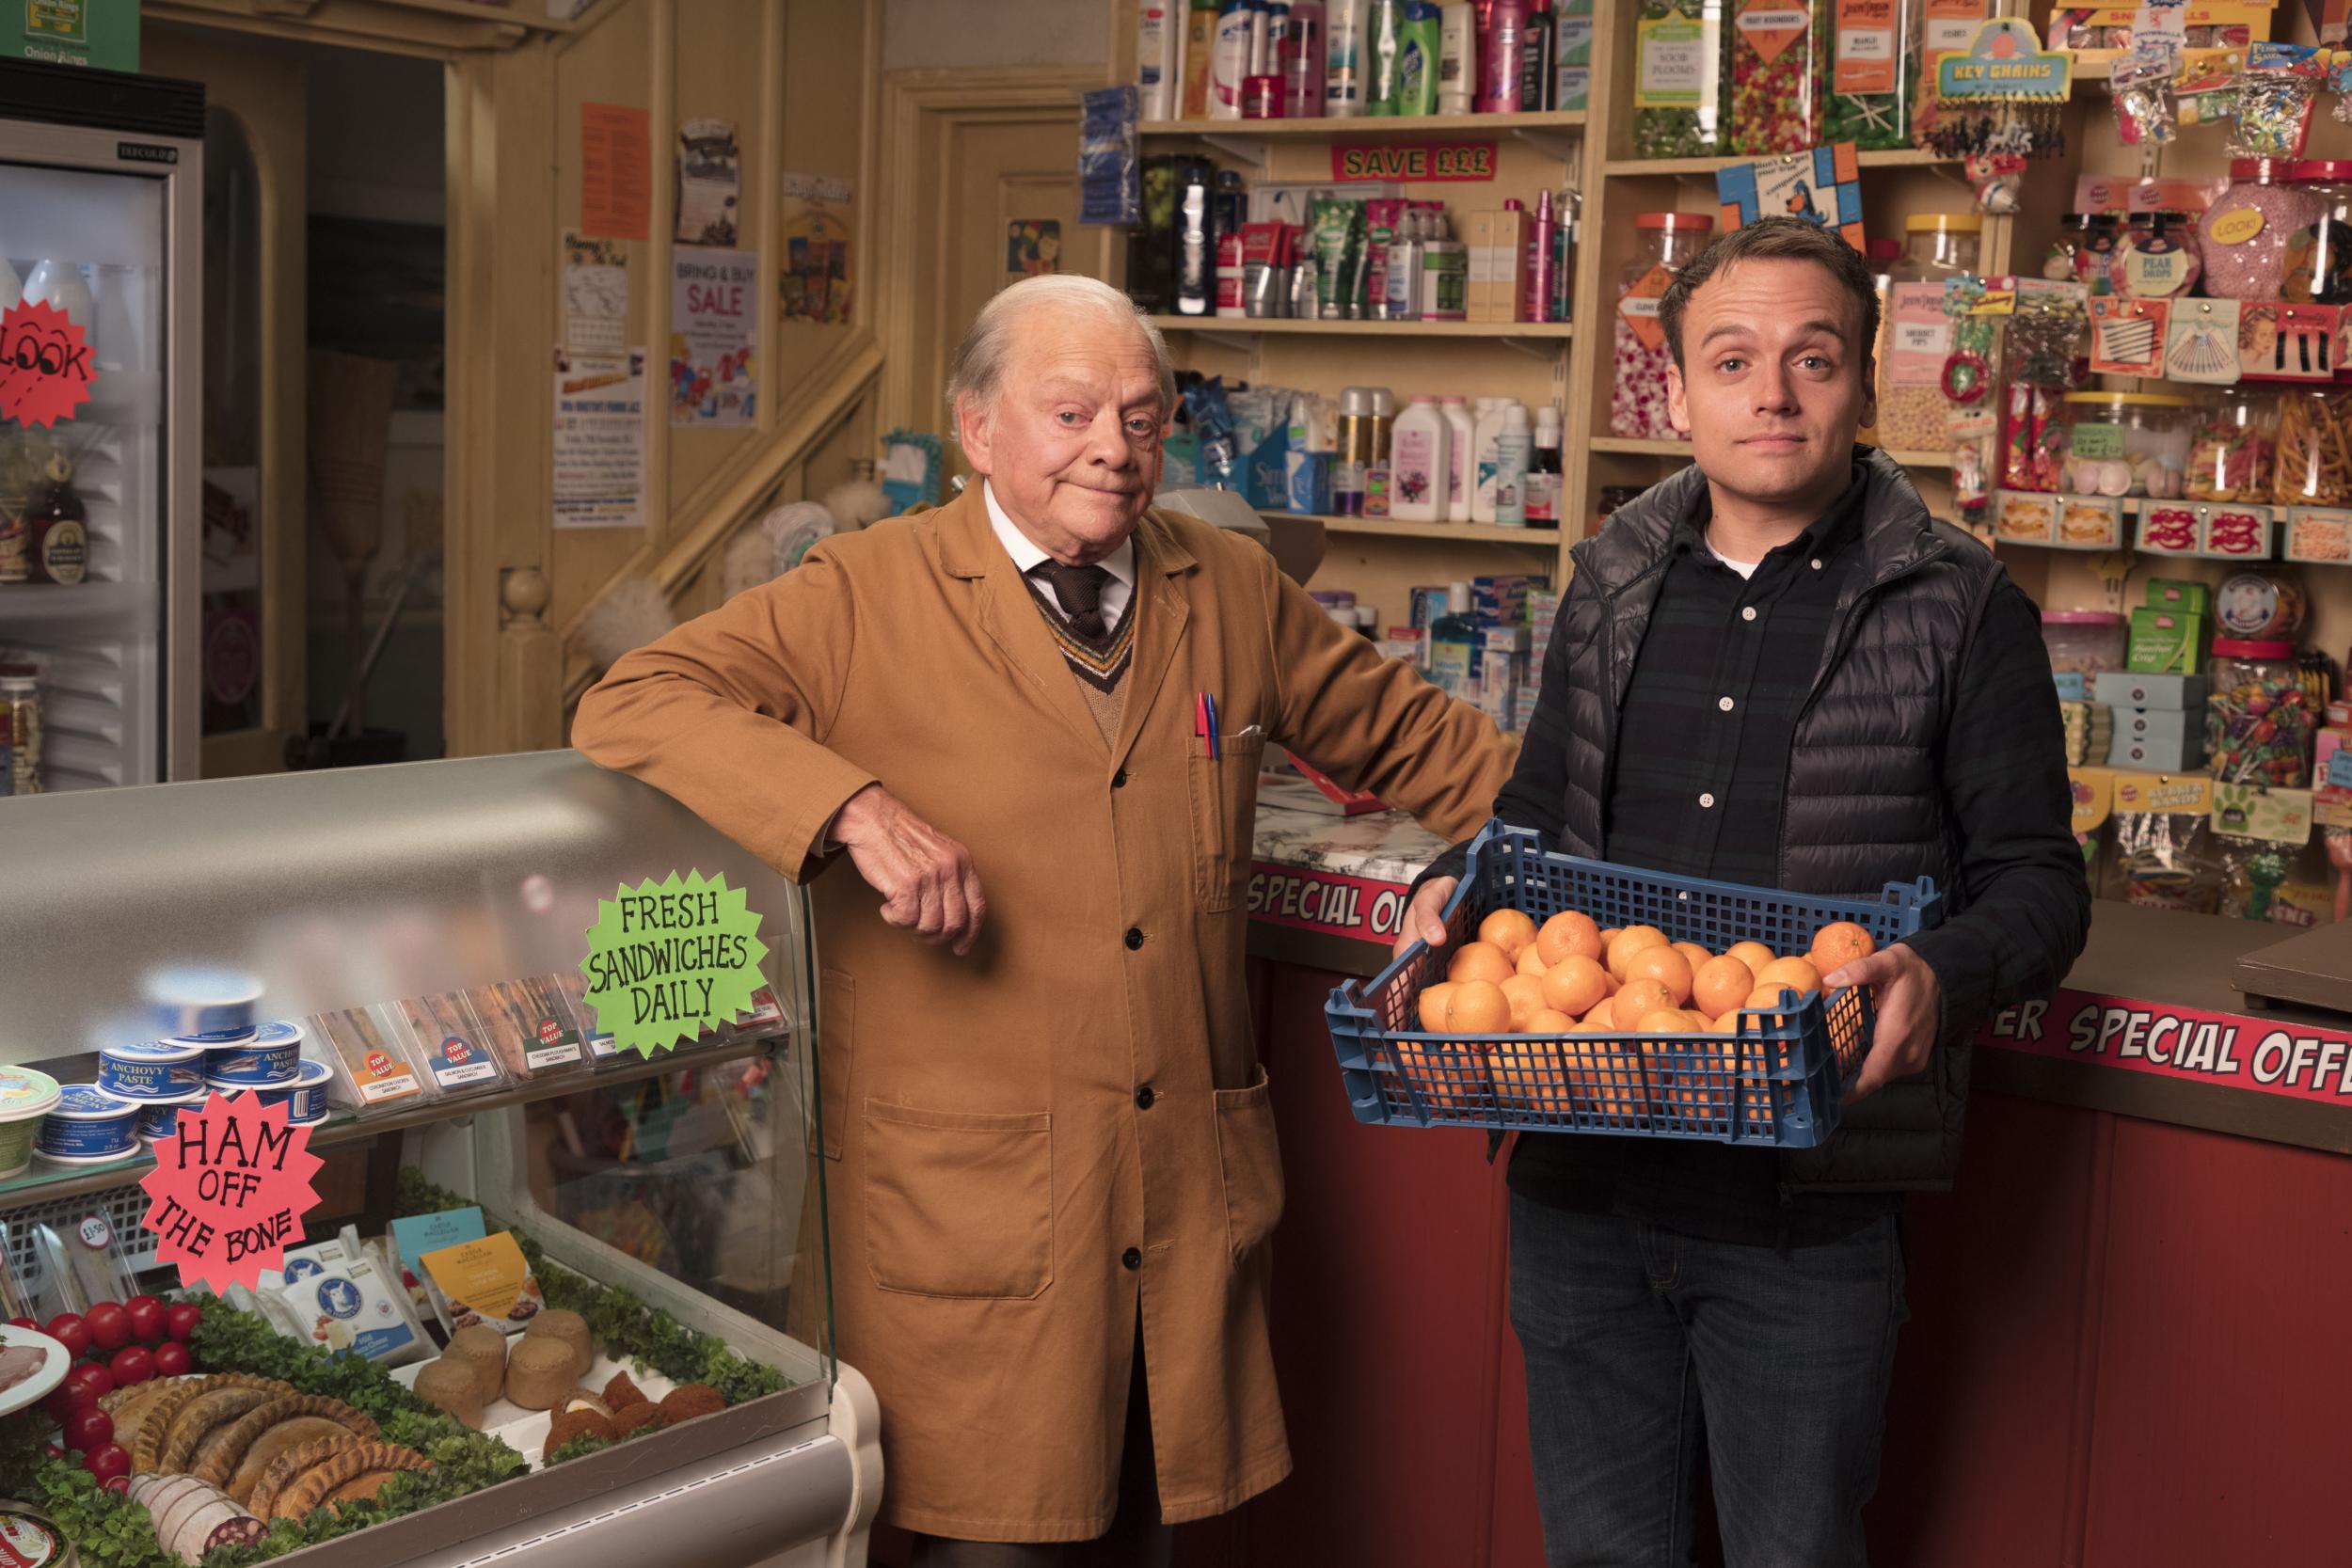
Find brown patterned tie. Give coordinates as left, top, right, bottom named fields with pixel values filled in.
left=1035, top=561, right=1111, bottom=640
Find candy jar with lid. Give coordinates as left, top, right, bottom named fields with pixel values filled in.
left=2187, top=388, right=2280, bottom=503
left=2284, top=160, right=2352, bottom=305
left=2270, top=386, right=2352, bottom=506
left=2202, top=159, right=2322, bottom=300
left=2111, top=211, right=2202, bottom=298
left=2208, top=638, right=2316, bottom=787
left=2059, top=391, right=2195, bottom=498
left=1612, top=212, right=1711, bottom=441
left=1873, top=214, right=1979, bottom=459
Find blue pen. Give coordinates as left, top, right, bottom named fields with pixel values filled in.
left=1205, top=692, right=1221, bottom=761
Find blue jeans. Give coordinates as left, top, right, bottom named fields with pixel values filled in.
left=1508, top=1193, right=1909, bottom=1568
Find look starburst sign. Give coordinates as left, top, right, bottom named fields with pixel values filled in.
left=580, top=870, right=770, bottom=1056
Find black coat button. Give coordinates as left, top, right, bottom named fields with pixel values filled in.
left=1135, top=1085, right=1155, bottom=1109
left=1121, top=1247, right=1142, bottom=1270
left=1124, top=927, right=1144, bottom=950
left=1113, top=768, right=1128, bottom=788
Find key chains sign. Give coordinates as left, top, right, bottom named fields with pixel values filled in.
left=580, top=869, right=770, bottom=1056
left=138, top=1093, right=325, bottom=1293
left=0, top=298, right=97, bottom=429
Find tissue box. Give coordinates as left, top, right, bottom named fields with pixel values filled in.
left=2107, top=731, right=2207, bottom=771
left=2128, top=609, right=2207, bottom=674
left=2095, top=672, right=2210, bottom=711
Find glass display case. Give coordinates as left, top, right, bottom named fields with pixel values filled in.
left=0, top=752, right=876, bottom=1567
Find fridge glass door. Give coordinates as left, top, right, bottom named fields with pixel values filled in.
left=0, top=157, right=168, bottom=791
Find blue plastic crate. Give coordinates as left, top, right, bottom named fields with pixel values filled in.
left=1326, top=823, right=1944, bottom=1147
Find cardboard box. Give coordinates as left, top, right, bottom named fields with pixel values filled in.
left=2144, top=578, right=2212, bottom=616
left=1493, top=204, right=1530, bottom=325
left=1467, top=211, right=1498, bottom=324
left=2128, top=608, right=2207, bottom=674
left=2116, top=707, right=2199, bottom=745
left=2095, top=672, right=2209, bottom=711
left=2107, top=733, right=2206, bottom=771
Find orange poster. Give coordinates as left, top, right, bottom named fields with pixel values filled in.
left=581, top=103, right=651, bottom=241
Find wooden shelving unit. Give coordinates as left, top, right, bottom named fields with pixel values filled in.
left=1150, top=316, right=1574, bottom=340
left=1264, top=511, right=1564, bottom=546
left=1589, top=436, right=1953, bottom=469
left=1143, top=109, right=1586, bottom=138
left=1600, top=147, right=1959, bottom=178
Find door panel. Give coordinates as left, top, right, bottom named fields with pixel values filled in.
left=146, top=26, right=306, bottom=778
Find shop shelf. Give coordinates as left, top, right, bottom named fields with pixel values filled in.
left=0, top=581, right=151, bottom=625
left=1149, top=314, right=1574, bottom=338
left=1141, top=109, right=1585, bottom=138
left=1263, top=511, right=1563, bottom=545
left=1587, top=436, right=1953, bottom=469
left=1601, top=147, right=1960, bottom=178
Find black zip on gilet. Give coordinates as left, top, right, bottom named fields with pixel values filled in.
left=1559, top=448, right=2007, bottom=1191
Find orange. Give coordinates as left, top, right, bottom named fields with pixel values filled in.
left=1754, top=956, right=1823, bottom=1000
left=1636, top=1007, right=1699, bottom=1036
left=1417, top=982, right=1459, bottom=1033
left=1711, top=1009, right=1750, bottom=1035
left=1540, top=956, right=1611, bottom=1019
left=1479, top=909, right=1539, bottom=959
left=1725, top=941, right=1778, bottom=974
left=1605, top=925, right=1669, bottom=981
left=1692, top=955, right=1756, bottom=1020
left=1612, top=978, right=1673, bottom=1031
left=1487, top=1040, right=1572, bottom=1113
left=1808, top=921, right=1876, bottom=976
left=1526, top=1007, right=1574, bottom=1035
left=1448, top=980, right=1512, bottom=1035
left=1535, top=911, right=1603, bottom=967
left=1517, top=942, right=1551, bottom=978
left=1744, top=983, right=1799, bottom=1013
left=1500, top=974, right=1549, bottom=1029
left=1672, top=942, right=1712, bottom=975
left=1394, top=1040, right=1470, bottom=1110
left=1597, top=927, right=1622, bottom=958
left=1447, top=942, right=1516, bottom=986
left=1576, top=1041, right=1643, bottom=1119
left=1625, top=945, right=1695, bottom=1007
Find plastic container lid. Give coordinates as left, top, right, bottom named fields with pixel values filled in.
left=2041, top=610, right=2124, bottom=626
left=1904, top=213, right=1984, bottom=232
left=2229, top=157, right=2296, bottom=182
left=2211, top=638, right=2296, bottom=657
left=143, top=966, right=263, bottom=1037
left=101, top=1040, right=202, bottom=1067
left=2060, top=391, right=2198, bottom=408
left=1867, top=239, right=1902, bottom=261
left=1635, top=212, right=1713, bottom=230
left=250, top=1020, right=305, bottom=1048
left=2292, top=160, right=2352, bottom=182
left=48, top=1085, right=140, bottom=1121
left=35, top=1148, right=138, bottom=1167
left=0, top=1069, right=60, bottom=1121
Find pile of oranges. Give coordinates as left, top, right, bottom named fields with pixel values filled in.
left=1396, top=909, right=1879, bottom=1130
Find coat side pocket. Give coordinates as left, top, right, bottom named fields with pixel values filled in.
left=818, top=968, right=854, bottom=1161
left=1214, top=1065, right=1285, bottom=1261
left=865, top=1101, right=1055, bottom=1299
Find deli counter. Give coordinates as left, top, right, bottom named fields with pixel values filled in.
left=0, top=752, right=880, bottom=1568
left=1225, top=803, right=2352, bottom=1568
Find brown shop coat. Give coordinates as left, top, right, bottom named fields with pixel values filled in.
left=571, top=483, right=1512, bottom=1543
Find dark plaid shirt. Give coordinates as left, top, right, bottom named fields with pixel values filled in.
left=1510, top=468, right=1903, bottom=1245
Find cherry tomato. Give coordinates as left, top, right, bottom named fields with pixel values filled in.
left=83, top=1303, right=129, bottom=1354
left=165, top=1303, right=201, bottom=1343
left=107, top=1347, right=153, bottom=1386
left=40, top=1387, right=73, bottom=1425
left=42, top=1315, right=88, bottom=1360
left=124, top=1299, right=166, bottom=1346
left=63, top=1409, right=112, bottom=1452
left=82, top=1444, right=129, bottom=1485
left=151, top=1342, right=190, bottom=1378
left=100, top=1475, right=127, bottom=1495
left=62, top=1363, right=114, bottom=1406
left=39, top=1443, right=61, bottom=1463
left=7, top=1317, right=35, bottom=1332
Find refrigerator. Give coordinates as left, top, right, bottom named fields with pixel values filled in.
left=0, top=60, right=202, bottom=792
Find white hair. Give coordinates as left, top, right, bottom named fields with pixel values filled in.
left=945, top=274, right=1177, bottom=442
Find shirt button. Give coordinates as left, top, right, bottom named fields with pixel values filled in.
left=1125, top=927, right=1145, bottom=950
left=1113, top=767, right=1128, bottom=788
left=1135, top=1085, right=1155, bottom=1109
left=1740, top=606, right=1757, bottom=623
left=1699, top=792, right=1716, bottom=808
left=1718, top=696, right=1735, bottom=712
left=1121, top=1246, right=1143, bottom=1270
left=1810, top=558, right=1823, bottom=570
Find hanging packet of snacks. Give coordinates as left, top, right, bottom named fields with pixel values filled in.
left=1940, top=275, right=2001, bottom=525
left=2330, top=49, right=2352, bottom=124
left=1728, top=0, right=1826, bottom=155
left=1826, top=0, right=1915, bottom=150
left=1633, top=0, right=1729, bottom=159
left=2108, top=12, right=2185, bottom=150
left=1913, top=0, right=1995, bottom=147
left=1918, top=15, right=2068, bottom=158
left=1878, top=278, right=1957, bottom=457
left=2000, top=279, right=2088, bottom=492
left=2231, top=42, right=2325, bottom=158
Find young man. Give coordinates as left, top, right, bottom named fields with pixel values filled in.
left=1399, top=217, right=2090, bottom=1566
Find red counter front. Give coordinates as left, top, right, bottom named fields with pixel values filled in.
left=1193, top=832, right=2352, bottom=1568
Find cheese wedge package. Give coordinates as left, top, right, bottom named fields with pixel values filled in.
left=417, top=1231, right=547, bottom=1338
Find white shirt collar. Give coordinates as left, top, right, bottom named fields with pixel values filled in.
left=983, top=480, right=1136, bottom=592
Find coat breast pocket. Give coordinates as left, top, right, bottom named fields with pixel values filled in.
left=1188, top=730, right=1266, bottom=912
left=864, top=1100, right=1055, bottom=1299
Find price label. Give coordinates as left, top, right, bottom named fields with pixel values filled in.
left=138, top=1094, right=325, bottom=1293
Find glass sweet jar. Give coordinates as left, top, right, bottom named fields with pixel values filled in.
left=1612, top=213, right=1711, bottom=441
left=2186, top=388, right=2280, bottom=503
left=2207, top=639, right=2316, bottom=788
left=2059, top=391, right=2194, bottom=498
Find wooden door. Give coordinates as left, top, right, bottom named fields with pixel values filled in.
left=146, top=25, right=308, bottom=778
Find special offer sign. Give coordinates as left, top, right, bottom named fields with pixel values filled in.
left=1979, top=987, right=2352, bottom=1109
left=139, top=1094, right=324, bottom=1293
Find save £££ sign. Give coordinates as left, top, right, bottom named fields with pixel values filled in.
left=1979, top=987, right=2352, bottom=1108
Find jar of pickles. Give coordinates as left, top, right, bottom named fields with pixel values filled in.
left=2271, top=385, right=2352, bottom=506
left=2110, top=211, right=2202, bottom=298
left=2285, top=160, right=2352, bottom=305
left=2059, top=391, right=2195, bottom=498
left=2207, top=639, right=2316, bottom=788
left=2187, top=388, right=2281, bottom=502
left=2201, top=159, right=2321, bottom=300
left=1612, top=213, right=1711, bottom=441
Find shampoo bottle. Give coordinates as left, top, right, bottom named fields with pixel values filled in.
left=1388, top=395, right=1450, bottom=520
left=1439, top=394, right=1474, bottom=522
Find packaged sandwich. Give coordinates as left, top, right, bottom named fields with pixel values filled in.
left=395, top=992, right=511, bottom=1100
left=462, top=978, right=586, bottom=1078
left=310, top=1004, right=431, bottom=1110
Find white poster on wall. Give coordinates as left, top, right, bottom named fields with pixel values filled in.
left=670, top=249, right=757, bottom=426
left=552, top=348, right=647, bottom=530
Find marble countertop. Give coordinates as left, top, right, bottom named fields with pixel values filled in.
left=1250, top=804, right=1450, bottom=887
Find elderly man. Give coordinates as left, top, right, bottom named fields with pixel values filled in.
left=574, top=273, right=1512, bottom=1564
left=1400, top=217, right=2089, bottom=1565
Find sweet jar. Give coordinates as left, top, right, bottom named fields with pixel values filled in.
left=2186, top=388, right=2280, bottom=503
left=2270, top=385, right=2352, bottom=505
left=2041, top=611, right=2127, bottom=677
left=2109, top=211, right=2202, bottom=299
left=2285, top=160, right=2352, bottom=305
left=2207, top=639, right=2315, bottom=787
left=1611, top=213, right=1711, bottom=442
left=2201, top=159, right=2322, bottom=300
left=2058, top=391, right=2195, bottom=499
left=1873, top=215, right=1980, bottom=457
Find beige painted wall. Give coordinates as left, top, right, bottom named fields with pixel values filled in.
left=883, top=0, right=1106, bottom=71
